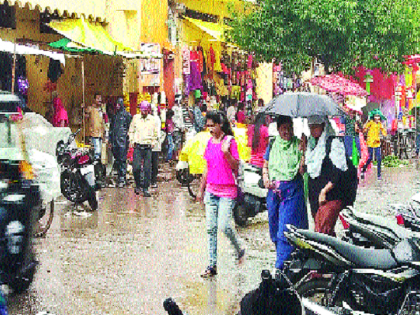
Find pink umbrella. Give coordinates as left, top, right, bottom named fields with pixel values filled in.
left=311, top=74, right=368, bottom=97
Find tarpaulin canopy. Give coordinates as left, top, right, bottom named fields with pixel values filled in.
left=311, top=74, right=368, bottom=97
left=48, top=18, right=162, bottom=58
left=0, top=39, right=65, bottom=64
left=179, top=128, right=251, bottom=175
left=49, top=38, right=101, bottom=54
left=183, top=17, right=231, bottom=42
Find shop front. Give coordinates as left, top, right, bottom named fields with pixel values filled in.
left=179, top=16, right=260, bottom=114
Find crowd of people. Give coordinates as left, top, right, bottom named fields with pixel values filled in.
left=68, top=92, right=395, bottom=276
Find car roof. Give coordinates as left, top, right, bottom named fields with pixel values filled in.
left=0, top=91, right=21, bottom=114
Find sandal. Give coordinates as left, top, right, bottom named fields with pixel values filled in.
left=201, top=266, right=217, bottom=278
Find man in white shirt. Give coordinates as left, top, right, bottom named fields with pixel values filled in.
left=128, top=101, right=159, bottom=197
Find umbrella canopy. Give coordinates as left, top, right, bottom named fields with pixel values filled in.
left=311, top=74, right=368, bottom=97
left=261, top=92, right=345, bottom=117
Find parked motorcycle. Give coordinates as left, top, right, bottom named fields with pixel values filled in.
left=56, top=130, right=103, bottom=210
left=233, top=163, right=268, bottom=227
left=284, top=224, right=420, bottom=314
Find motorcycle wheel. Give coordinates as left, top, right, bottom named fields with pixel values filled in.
left=233, top=203, right=248, bottom=227
left=9, top=265, right=36, bottom=294
left=296, top=279, right=331, bottom=306
left=60, top=170, right=87, bottom=203
left=34, top=199, right=54, bottom=238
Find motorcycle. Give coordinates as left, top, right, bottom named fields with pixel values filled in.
left=284, top=224, right=420, bottom=314
left=233, top=163, right=268, bottom=227
left=338, top=192, right=420, bottom=249
left=56, top=130, right=104, bottom=210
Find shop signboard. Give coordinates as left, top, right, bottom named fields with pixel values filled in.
left=140, top=43, right=161, bottom=86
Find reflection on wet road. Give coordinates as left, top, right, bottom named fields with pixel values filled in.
left=8, top=164, right=420, bottom=315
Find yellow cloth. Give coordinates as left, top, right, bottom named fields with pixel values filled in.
left=214, top=49, right=222, bottom=72
left=128, top=114, right=158, bottom=146
left=364, top=121, right=387, bottom=148
left=405, top=66, right=413, bottom=88
left=180, top=128, right=251, bottom=175
left=48, top=17, right=132, bottom=54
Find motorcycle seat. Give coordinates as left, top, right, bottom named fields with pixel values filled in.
left=296, top=229, right=398, bottom=270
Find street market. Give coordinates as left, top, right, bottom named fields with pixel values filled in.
left=2, top=0, right=420, bottom=314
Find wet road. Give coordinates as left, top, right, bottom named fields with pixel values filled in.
left=8, top=163, right=420, bottom=315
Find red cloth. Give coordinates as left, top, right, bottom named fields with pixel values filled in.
left=190, top=50, right=199, bottom=62
left=237, top=110, right=246, bottom=123
left=209, top=46, right=215, bottom=65
left=353, top=66, right=398, bottom=101
left=247, top=125, right=269, bottom=168
left=198, top=50, right=204, bottom=73
left=358, top=132, right=369, bottom=170
left=314, top=200, right=343, bottom=236
left=52, top=97, right=68, bottom=127
left=127, top=147, right=134, bottom=162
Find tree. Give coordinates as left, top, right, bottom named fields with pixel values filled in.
left=228, top=0, right=420, bottom=75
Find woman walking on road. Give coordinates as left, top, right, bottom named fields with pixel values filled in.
left=262, top=115, right=308, bottom=270
left=197, top=111, right=245, bottom=278
left=306, top=116, right=351, bottom=236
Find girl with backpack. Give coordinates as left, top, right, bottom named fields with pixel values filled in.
left=196, top=111, right=246, bottom=278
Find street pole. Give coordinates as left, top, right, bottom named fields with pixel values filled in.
left=11, top=42, right=17, bottom=94
left=82, top=58, right=86, bottom=144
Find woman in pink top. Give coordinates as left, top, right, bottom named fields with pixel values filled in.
left=247, top=113, right=269, bottom=168
left=52, top=92, right=68, bottom=127
left=197, top=111, right=245, bottom=278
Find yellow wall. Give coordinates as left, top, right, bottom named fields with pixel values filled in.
left=177, top=0, right=252, bottom=20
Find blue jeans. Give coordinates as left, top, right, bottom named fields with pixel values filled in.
left=166, top=134, right=174, bottom=161
left=204, top=192, right=242, bottom=267
left=416, top=134, right=420, bottom=155
left=344, top=135, right=361, bottom=158
left=363, top=147, right=382, bottom=178
left=91, top=137, right=102, bottom=160
left=266, top=177, right=308, bottom=269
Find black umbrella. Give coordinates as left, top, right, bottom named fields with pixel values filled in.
left=261, top=92, right=345, bottom=117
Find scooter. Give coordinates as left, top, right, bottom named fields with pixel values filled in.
left=233, top=163, right=268, bottom=227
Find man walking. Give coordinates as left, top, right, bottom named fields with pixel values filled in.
left=129, top=101, right=158, bottom=197
left=85, top=92, right=105, bottom=160
left=109, top=97, right=132, bottom=188
left=151, top=104, right=162, bottom=189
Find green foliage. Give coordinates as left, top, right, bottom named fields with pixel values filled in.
left=228, top=0, right=420, bottom=75
left=379, top=155, right=410, bottom=167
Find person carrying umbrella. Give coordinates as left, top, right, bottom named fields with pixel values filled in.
left=262, top=115, right=308, bottom=270
left=360, top=109, right=387, bottom=181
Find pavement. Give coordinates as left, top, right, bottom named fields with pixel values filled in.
left=7, top=162, right=420, bottom=315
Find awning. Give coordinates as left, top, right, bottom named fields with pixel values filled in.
left=183, top=17, right=231, bottom=42
left=48, top=18, right=162, bottom=59
left=0, top=39, right=65, bottom=64
left=48, top=18, right=130, bottom=55
left=0, top=0, right=106, bottom=22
